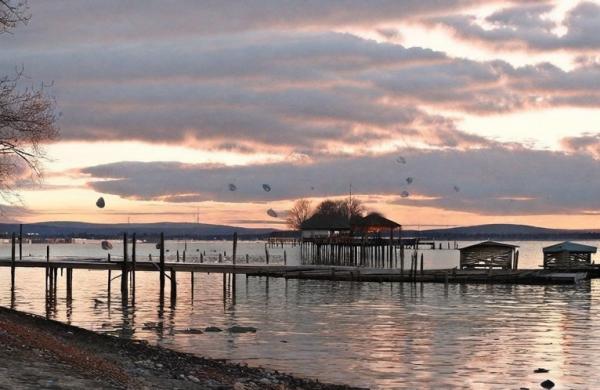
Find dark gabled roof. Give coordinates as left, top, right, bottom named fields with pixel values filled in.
left=300, top=213, right=351, bottom=231
left=543, top=241, right=597, bottom=254
left=460, top=240, right=519, bottom=251
left=353, top=213, right=401, bottom=229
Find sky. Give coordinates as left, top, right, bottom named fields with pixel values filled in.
left=3, top=0, right=600, bottom=229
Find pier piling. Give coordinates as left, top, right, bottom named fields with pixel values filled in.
left=19, top=224, right=22, bottom=261
left=121, top=232, right=128, bottom=299
left=232, top=233, right=237, bottom=299
left=132, top=233, right=136, bottom=301
left=170, top=268, right=177, bottom=302
left=159, top=233, right=165, bottom=302
left=10, top=233, right=15, bottom=291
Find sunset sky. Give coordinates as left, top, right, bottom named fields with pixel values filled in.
left=3, top=0, right=600, bottom=229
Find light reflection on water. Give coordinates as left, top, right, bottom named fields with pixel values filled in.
left=0, top=241, right=600, bottom=389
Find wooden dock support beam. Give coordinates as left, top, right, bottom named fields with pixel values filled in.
left=232, top=232, right=237, bottom=300
left=265, top=244, right=270, bottom=264
left=66, top=268, right=73, bottom=300
left=190, top=272, right=194, bottom=301
left=10, top=232, right=15, bottom=291
left=170, top=268, right=177, bottom=302
left=19, top=224, right=22, bottom=261
left=45, top=245, right=50, bottom=294
left=131, top=233, right=136, bottom=300
left=121, top=232, right=128, bottom=299
left=159, top=233, right=165, bottom=301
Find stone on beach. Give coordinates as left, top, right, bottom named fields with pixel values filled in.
left=228, top=326, right=257, bottom=333
left=541, top=379, right=555, bottom=389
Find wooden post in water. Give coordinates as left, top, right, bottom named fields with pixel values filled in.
left=107, top=254, right=112, bottom=298
left=121, top=232, right=128, bottom=299
left=183, top=250, right=186, bottom=263
left=232, top=232, right=238, bottom=300
left=232, top=232, right=238, bottom=265
left=389, top=228, right=393, bottom=268
left=45, top=245, right=50, bottom=294
left=514, top=250, right=519, bottom=270
left=400, top=245, right=405, bottom=277
left=177, top=250, right=180, bottom=263
left=410, top=252, right=414, bottom=281
left=131, top=233, right=136, bottom=302
left=19, top=224, right=22, bottom=261
left=265, top=244, right=270, bottom=264
left=284, top=250, right=287, bottom=265
left=66, top=268, right=73, bottom=301
left=420, top=253, right=424, bottom=276
left=190, top=272, right=194, bottom=301
left=170, top=268, right=177, bottom=302
left=159, top=233, right=165, bottom=301
left=10, top=233, right=15, bottom=291
left=53, top=267, right=58, bottom=295
left=246, top=254, right=249, bottom=264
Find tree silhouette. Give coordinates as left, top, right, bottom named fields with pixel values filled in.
left=1, top=1, right=58, bottom=202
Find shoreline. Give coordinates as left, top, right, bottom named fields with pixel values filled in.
left=0, top=307, right=365, bottom=389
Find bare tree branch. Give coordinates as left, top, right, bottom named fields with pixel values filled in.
left=0, top=0, right=29, bottom=34
left=287, top=199, right=312, bottom=230
left=0, top=1, right=59, bottom=205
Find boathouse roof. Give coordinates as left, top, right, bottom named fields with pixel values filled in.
left=543, top=241, right=597, bottom=254
left=353, top=212, right=401, bottom=230
left=300, top=212, right=401, bottom=231
left=300, top=213, right=351, bottom=231
left=459, top=240, right=519, bottom=251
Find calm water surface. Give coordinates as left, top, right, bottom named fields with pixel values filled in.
left=0, top=240, right=599, bottom=389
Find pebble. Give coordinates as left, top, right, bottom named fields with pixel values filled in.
left=155, top=363, right=163, bottom=369
left=541, top=379, right=555, bottom=389
left=259, top=378, right=273, bottom=385
left=188, top=375, right=200, bottom=383
left=233, top=383, right=248, bottom=390
left=228, top=326, right=257, bottom=333
left=205, top=326, right=223, bottom=332
left=534, top=368, right=549, bottom=373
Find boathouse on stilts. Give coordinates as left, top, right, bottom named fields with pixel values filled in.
left=459, top=241, right=519, bottom=270
left=542, top=241, right=597, bottom=269
left=299, top=212, right=402, bottom=268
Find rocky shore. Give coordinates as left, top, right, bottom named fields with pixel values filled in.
left=0, top=307, right=365, bottom=389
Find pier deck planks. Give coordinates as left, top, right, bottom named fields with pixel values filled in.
left=0, top=258, right=589, bottom=285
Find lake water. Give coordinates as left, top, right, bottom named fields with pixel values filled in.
left=1, top=240, right=600, bottom=389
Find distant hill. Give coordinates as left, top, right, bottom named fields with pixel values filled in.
left=1, top=221, right=599, bottom=241
left=0, top=221, right=275, bottom=240
left=405, top=224, right=600, bottom=240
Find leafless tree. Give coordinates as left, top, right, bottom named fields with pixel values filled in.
left=0, top=0, right=29, bottom=33
left=286, top=198, right=312, bottom=230
left=313, top=198, right=365, bottom=221
left=1, top=1, right=58, bottom=202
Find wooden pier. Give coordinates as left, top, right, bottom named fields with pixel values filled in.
left=0, top=232, right=594, bottom=310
